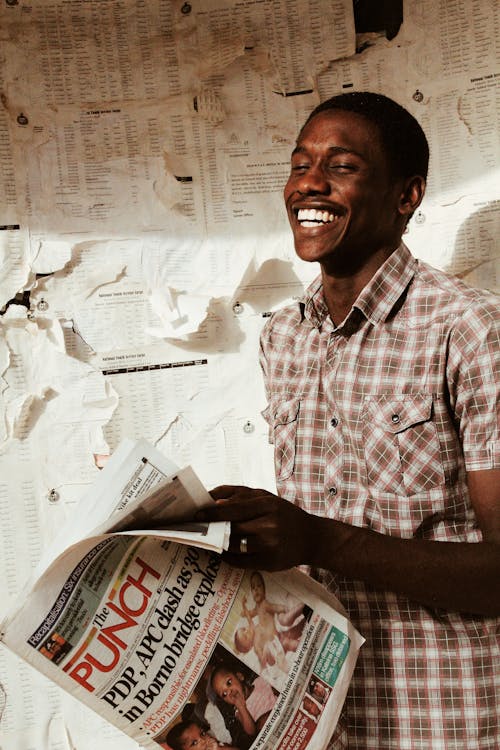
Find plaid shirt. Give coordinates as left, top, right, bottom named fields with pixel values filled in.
left=260, top=244, right=500, bottom=749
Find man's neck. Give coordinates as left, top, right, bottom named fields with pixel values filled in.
left=320, top=244, right=399, bottom=326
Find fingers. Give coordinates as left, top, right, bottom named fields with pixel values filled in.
left=210, top=484, right=251, bottom=501
left=200, top=486, right=275, bottom=522
left=225, top=521, right=287, bottom=570
left=199, top=486, right=313, bottom=571
left=227, top=526, right=257, bottom=555
left=197, top=502, right=251, bottom=523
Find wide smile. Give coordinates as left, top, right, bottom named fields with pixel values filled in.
left=296, top=207, right=338, bottom=227
left=292, top=204, right=346, bottom=232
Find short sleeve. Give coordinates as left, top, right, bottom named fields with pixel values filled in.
left=448, top=300, right=500, bottom=470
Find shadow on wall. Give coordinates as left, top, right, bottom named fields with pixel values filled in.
left=169, top=259, right=305, bottom=356
left=447, top=202, right=500, bottom=294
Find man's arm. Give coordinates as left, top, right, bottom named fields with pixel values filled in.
left=197, top=468, right=500, bottom=617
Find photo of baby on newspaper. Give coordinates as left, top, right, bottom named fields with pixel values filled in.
left=153, top=571, right=312, bottom=750
left=154, top=644, right=278, bottom=750
left=219, top=570, right=312, bottom=691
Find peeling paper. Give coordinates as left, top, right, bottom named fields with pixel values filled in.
left=158, top=153, right=206, bottom=234
left=11, top=100, right=198, bottom=236
left=155, top=418, right=228, bottom=489
left=33, top=375, right=118, bottom=497
left=101, top=348, right=210, bottom=464
left=1, top=321, right=62, bottom=446
left=0, top=318, right=118, bottom=502
left=5, top=390, right=52, bottom=442
left=143, top=235, right=258, bottom=338
left=267, top=0, right=355, bottom=95
left=30, top=240, right=161, bottom=353
left=148, top=288, right=211, bottom=338
left=179, top=0, right=354, bottom=94
left=0, top=334, right=10, bottom=445
left=31, top=239, right=74, bottom=275
left=3, top=0, right=357, bottom=247
left=153, top=350, right=273, bottom=488
left=71, top=279, right=160, bottom=353
left=47, top=715, right=72, bottom=750
left=140, top=236, right=205, bottom=293
left=30, top=255, right=126, bottom=317
left=191, top=19, right=246, bottom=79
left=0, top=228, right=35, bottom=309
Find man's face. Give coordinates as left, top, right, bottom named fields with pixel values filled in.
left=284, top=109, right=406, bottom=274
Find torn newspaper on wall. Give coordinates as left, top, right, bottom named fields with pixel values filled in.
left=0, top=439, right=363, bottom=750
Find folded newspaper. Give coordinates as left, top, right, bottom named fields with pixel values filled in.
left=0, top=439, right=364, bottom=750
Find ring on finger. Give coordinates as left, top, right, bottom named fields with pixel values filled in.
left=239, top=536, right=248, bottom=554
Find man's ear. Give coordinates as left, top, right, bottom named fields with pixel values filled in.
left=398, top=175, right=426, bottom=219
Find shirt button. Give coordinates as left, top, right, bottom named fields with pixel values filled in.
left=330, top=417, right=339, bottom=427
left=391, top=413, right=401, bottom=424
left=328, top=487, right=337, bottom=496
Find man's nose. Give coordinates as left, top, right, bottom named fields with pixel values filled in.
left=296, top=164, right=330, bottom=194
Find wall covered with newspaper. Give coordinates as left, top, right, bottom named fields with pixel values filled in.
left=0, top=1, right=498, bottom=747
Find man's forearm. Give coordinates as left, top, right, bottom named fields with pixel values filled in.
left=309, top=514, right=500, bottom=616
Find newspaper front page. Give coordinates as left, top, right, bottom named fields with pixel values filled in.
left=1, top=441, right=363, bottom=750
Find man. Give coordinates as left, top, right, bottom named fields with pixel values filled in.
left=198, top=93, right=500, bottom=748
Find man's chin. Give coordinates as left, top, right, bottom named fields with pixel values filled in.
left=293, top=240, right=341, bottom=267
left=292, top=224, right=348, bottom=266
left=292, top=241, right=362, bottom=278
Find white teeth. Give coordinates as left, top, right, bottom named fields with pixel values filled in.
left=297, top=208, right=336, bottom=225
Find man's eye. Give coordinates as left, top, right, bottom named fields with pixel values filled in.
left=329, top=163, right=355, bottom=172
left=291, top=163, right=309, bottom=172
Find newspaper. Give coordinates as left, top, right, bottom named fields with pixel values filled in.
left=0, top=439, right=363, bottom=750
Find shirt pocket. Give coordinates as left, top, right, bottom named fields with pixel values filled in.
left=269, top=398, right=300, bottom=480
left=362, top=394, right=445, bottom=495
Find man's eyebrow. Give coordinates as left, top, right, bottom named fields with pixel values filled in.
left=291, top=145, right=364, bottom=158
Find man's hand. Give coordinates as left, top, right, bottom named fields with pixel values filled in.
left=196, top=485, right=316, bottom=570
left=196, top=475, right=500, bottom=615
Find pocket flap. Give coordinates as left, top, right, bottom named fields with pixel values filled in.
left=272, top=398, right=300, bottom=426
left=365, top=394, right=433, bottom=434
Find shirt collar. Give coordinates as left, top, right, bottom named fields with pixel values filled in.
left=300, top=243, right=418, bottom=330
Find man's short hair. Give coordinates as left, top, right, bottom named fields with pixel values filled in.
left=302, top=92, right=429, bottom=181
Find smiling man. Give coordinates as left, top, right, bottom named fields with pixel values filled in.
left=199, top=93, right=500, bottom=748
